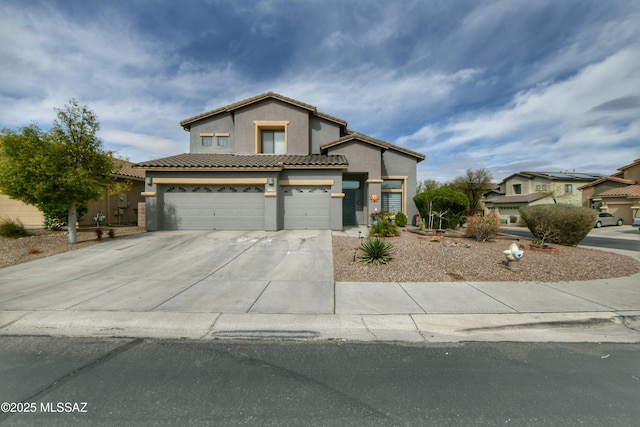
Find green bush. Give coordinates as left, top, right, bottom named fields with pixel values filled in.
left=395, top=212, right=408, bottom=227
left=464, top=213, right=501, bottom=242
left=359, top=238, right=393, bottom=265
left=370, top=212, right=401, bottom=238
left=0, top=218, right=29, bottom=238
left=519, top=204, right=596, bottom=246
left=413, top=187, right=468, bottom=229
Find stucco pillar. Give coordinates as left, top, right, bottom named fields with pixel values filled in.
left=366, top=179, right=383, bottom=225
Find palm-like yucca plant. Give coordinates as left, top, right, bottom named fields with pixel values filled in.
left=359, top=238, right=393, bottom=265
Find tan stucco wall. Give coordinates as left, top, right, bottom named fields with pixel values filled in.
left=0, top=194, right=44, bottom=227
left=621, top=161, right=640, bottom=182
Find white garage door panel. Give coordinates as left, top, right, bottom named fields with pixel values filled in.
left=283, top=187, right=331, bottom=230
left=162, top=186, right=264, bottom=230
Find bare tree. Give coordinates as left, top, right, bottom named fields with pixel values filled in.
left=449, top=168, right=493, bottom=215
left=416, top=179, right=444, bottom=194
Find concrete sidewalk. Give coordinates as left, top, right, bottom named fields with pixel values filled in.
left=1, top=228, right=639, bottom=343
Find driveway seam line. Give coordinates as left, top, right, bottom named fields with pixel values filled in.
left=150, top=237, right=266, bottom=311
left=466, top=282, right=519, bottom=312
left=248, top=281, right=272, bottom=313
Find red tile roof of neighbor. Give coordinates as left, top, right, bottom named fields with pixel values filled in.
left=135, top=154, right=349, bottom=170
left=113, top=159, right=146, bottom=180
left=598, top=184, right=640, bottom=198
left=578, top=176, right=635, bottom=189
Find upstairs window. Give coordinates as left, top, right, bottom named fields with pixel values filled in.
left=255, top=121, right=288, bottom=154
left=216, top=134, right=229, bottom=147
left=564, top=184, right=573, bottom=193
left=512, top=184, right=522, bottom=195
left=201, top=135, right=213, bottom=146
left=261, top=130, right=285, bottom=154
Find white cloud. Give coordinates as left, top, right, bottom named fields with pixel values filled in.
left=405, top=46, right=640, bottom=182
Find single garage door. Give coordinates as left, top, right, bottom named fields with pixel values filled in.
left=282, top=187, right=331, bottom=229
left=162, top=185, right=265, bottom=230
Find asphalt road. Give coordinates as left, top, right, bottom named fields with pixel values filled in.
left=1, top=338, right=639, bottom=426
left=502, top=226, right=640, bottom=252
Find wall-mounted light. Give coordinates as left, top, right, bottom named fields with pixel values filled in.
left=145, top=177, right=153, bottom=187
left=268, top=178, right=274, bottom=186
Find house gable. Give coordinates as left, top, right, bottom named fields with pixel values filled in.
left=181, top=92, right=350, bottom=156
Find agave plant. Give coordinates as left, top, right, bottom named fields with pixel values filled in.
left=359, top=238, right=393, bottom=265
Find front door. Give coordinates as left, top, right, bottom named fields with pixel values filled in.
left=342, top=190, right=358, bottom=225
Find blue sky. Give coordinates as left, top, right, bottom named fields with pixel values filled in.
left=1, top=0, right=639, bottom=183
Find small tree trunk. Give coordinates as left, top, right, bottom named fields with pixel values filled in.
left=68, top=202, right=77, bottom=244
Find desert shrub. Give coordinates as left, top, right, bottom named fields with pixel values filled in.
left=0, top=218, right=29, bottom=238
left=464, top=213, right=501, bottom=242
left=42, top=204, right=88, bottom=229
left=395, top=212, right=408, bottom=227
left=413, top=187, right=468, bottom=229
left=519, top=204, right=596, bottom=246
left=370, top=212, right=400, bottom=238
left=359, top=238, right=393, bottom=265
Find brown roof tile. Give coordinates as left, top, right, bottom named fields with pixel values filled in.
left=135, top=154, right=348, bottom=170
left=113, top=159, right=146, bottom=180
left=599, top=184, right=640, bottom=198
left=578, top=175, right=634, bottom=189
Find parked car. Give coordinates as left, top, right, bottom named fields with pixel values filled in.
left=594, top=212, right=623, bottom=228
left=633, top=217, right=640, bottom=232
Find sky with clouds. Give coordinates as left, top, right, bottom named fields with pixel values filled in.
left=1, top=0, right=639, bottom=183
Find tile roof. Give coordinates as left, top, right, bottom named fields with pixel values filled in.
left=179, top=92, right=348, bottom=128
left=134, top=154, right=349, bottom=170
left=617, top=158, right=640, bottom=172
left=113, top=159, right=146, bottom=180
left=320, top=132, right=426, bottom=161
left=598, top=184, right=640, bottom=198
left=578, top=175, right=635, bottom=190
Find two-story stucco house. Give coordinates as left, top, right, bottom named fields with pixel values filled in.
left=135, top=92, right=425, bottom=231
left=578, top=158, right=640, bottom=224
left=483, top=171, right=603, bottom=223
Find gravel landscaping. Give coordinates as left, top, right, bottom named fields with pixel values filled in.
left=333, top=228, right=640, bottom=282
left=2, top=227, right=639, bottom=283
left=0, top=226, right=144, bottom=269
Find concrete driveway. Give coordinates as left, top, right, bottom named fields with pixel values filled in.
left=0, top=230, right=335, bottom=314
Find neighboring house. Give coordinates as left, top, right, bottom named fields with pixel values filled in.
left=0, top=194, right=43, bottom=228
left=0, top=160, right=145, bottom=227
left=578, top=158, right=640, bottom=224
left=135, top=92, right=425, bottom=231
left=84, top=160, right=146, bottom=226
left=483, top=171, right=603, bottom=223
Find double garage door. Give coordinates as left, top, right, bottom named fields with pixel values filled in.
left=162, top=185, right=265, bottom=230
left=161, top=185, right=331, bottom=230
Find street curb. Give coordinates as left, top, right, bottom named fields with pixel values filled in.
left=2, top=311, right=639, bottom=343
